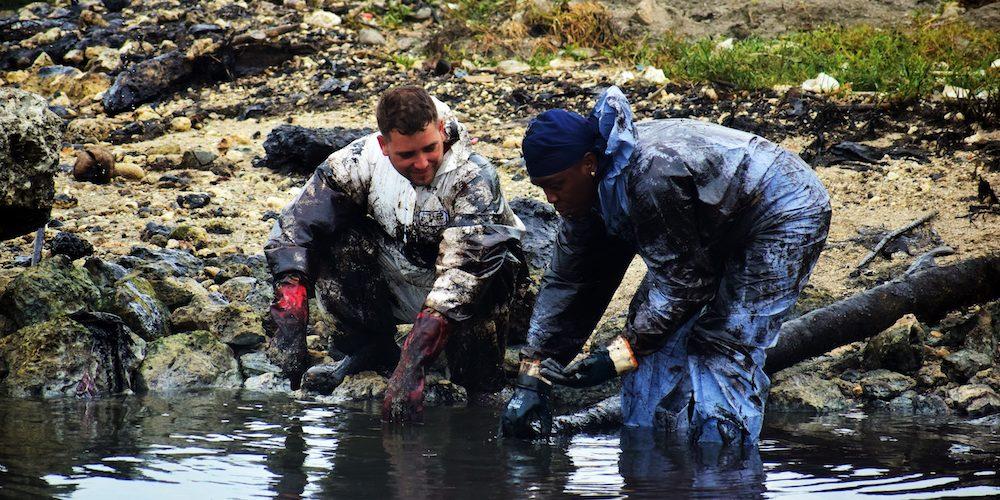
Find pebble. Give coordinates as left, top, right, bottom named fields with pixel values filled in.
left=171, top=116, right=192, bottom=132
left=358, top=28, right=386, bottom=46
left=177, top=193, right=212, bottom=209
left=305, top=10, right=341, bottom=28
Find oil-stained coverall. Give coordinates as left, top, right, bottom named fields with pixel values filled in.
left=522, top=88, right=831, bottom=444
left=264, top=98, right=526, bottom=395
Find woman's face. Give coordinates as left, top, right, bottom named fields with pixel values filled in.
left=530, top=152, right=599, bottom=219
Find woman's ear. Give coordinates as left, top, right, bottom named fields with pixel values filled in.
left=584, top=152, right=597, bottom=177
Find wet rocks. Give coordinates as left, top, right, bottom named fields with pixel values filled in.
left=50, top=231, right=94, bottom=260
left=168, top=290, right=264, bottom=348
left=0, top=255, right=100, bottom=330
left=219, top=276, right=273, bottom=311
left=0, top=314, right=145, bottom=398
left=942, top=349, right=992, bottom=383
left=949, top=384, right=1000, bottom=417
left=243, top=372, right=291, bottom=393
left=239, top=350, right=282, bottom=377
left=137, top=331, right=241, bottom=392
left=124, top=247, right=204, bottom=278
left=112, top=273, right=171, bottom=341
left=424, top=376, right=468, bottom=406
left=0, top=88, right=61, bottom=240
left=258, top=125, right=373, bottom=173
left=862, top=314, right=924, bottom=374
left=328, top=371, right=387, bottom=401
left=859, top=369, right=917, bottom=400
left=212, top=302, right=265, bottom=347
left=767, top=372, right=852, bottom=412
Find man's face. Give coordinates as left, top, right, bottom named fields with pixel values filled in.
left=378, top=120, right=446, bottom=186
left=530, top=153, right=598, bottom=219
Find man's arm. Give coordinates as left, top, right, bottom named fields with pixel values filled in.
left=423, top=165, right=524, bottom=322
left=521, top=213, right=635, bottom=365
left=264, top=139, right=370, bottom=280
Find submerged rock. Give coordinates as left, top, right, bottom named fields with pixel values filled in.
left=257, top=124, right=373, bottom=173
left=862, top=314, right=924, bottom=374
left=0, top=255, right=101, bottom=330
left=0, top=313, right=145, bottom=398
left=0, top=88, right=62, bottom=240
left=137, top=331, right=241, bottom=392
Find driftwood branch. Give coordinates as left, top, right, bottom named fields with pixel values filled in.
left=554, top=254, right=1000, bottom=435
left=768, top=254, right=1000, bottom=372
left=853, top=211, right=938, bottom=275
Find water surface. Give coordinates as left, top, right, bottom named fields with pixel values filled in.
left=1, top=393, right=998, bottom=498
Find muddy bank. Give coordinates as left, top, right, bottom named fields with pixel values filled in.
left=1, top=0, right=998, bottom=425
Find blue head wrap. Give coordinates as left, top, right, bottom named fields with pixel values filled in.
left=521, top=109, right=597, bottom=178
left=520, top=86, right=638, bottom=234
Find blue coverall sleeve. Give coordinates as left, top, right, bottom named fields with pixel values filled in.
left=625, top=158, right=718, bottom=357
left=522, top=213, right=635, bottom=364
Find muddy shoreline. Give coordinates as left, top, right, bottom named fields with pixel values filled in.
left=1, top=0, right=999, bottom=428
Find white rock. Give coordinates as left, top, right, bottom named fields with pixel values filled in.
left=305, top=10, right=341, bottom=28
left=358, top=28, right=386, bottom=46
left=641, top=66, right=667, bottom=84
left=942, top=85, right=969, bottom=100
left=170, top=116, right=192, bottom=132
left=615, top=70, right=636, bottom=86
left=715, top=37, right=735, bottom=51
left=964, top=130, right=1000, bottom=145
left=497, top=59, right=531, bottom=75
left=992, top=59, right=1000, bottom=69
left=801, top=73, right=840, bottom=94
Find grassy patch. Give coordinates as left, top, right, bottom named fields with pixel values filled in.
left=430, top=0, right=999, bottom=102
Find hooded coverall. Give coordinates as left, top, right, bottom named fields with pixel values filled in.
left=523, top=95, right=831, bottom=443
left=264, top=99, right=526, bottom=393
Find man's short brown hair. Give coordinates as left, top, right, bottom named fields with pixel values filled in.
left=375, top=86, right=438, bottom=138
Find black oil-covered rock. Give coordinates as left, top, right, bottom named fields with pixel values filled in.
left=50, top=231, right=94, bottom=260
left=257, top=125, right=373, bottom=173
left=177, top=193, right=212, bottom=209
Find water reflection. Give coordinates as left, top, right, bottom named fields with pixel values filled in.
left=0, top=393, right=998, bottom=498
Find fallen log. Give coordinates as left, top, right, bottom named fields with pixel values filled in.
left=553, top=254, right=1000, bottom=435
left=768, top=254, right=1000, bottom=372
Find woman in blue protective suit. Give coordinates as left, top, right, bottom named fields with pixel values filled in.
left=499, top=86, right=832, bottom=445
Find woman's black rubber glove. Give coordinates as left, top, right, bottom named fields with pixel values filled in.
left=539, top=336, right=639, bottom=389
left=499, top=360, right=553, bottom=439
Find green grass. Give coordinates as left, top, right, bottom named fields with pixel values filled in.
left=429, top=0, right=999, bottom=102
left=380, top=0, right=413, bottom=29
